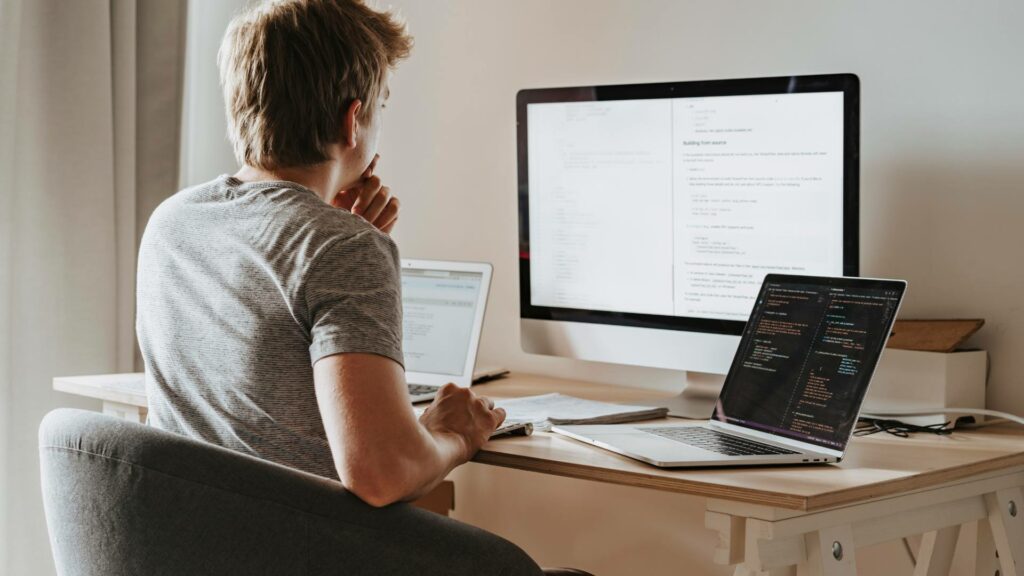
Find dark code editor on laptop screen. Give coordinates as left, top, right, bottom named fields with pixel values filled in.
left=714, top=278, right=903, bottom=450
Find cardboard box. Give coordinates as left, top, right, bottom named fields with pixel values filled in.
left=863, top=348, right=988, bottom=426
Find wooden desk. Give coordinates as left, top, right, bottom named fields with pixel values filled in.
left=55, top=372, right=1024, bottom=576
left=54, top=372, right=149, bottom=423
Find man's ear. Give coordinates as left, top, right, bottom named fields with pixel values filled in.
left=342, top=99, right=363, bottom=149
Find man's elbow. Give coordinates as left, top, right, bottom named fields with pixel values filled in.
left=340, top=466, right=408, bottom=508
left=347, top=481, right=401, bottom=508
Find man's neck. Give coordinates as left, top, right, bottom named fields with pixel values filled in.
left=233, top=159, right=351, bottom=204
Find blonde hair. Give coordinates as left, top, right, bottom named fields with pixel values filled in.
left=219, top=0, right=412, bottom=170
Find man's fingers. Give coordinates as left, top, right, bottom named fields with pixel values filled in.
left=362, top=186, right=392, bottom=224
left=370, top=197, right=400, bottom=234
left=335, top=160, right=397, bottom=235
left=332, top=189, right=357, bottom=211
left=377, top=196, right=399, bottom=224
left=335, top=154, right=379, bottom=212
left=351, top=175, right=382, bottom=216
left=362, top=154, right=380, bottom=179
left=492, top=407, right=507, bottom=427
left=476, top=396, right=505, bottom=428
left=473, top=396, right=490, bottom=413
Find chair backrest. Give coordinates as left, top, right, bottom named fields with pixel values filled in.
left=38, top=408, right=546, bottom=576
left=38, top=408, right=366, bottom=575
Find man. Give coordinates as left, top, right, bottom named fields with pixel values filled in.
left=137, top=1, right=586, bottom=574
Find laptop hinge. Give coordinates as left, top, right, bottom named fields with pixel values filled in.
left=710, top=420, right=842, bottom=459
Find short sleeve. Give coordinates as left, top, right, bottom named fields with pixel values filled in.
left=304, top=229, right=404, bottom=367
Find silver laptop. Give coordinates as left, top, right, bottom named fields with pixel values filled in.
left=400, top=259, right=502, bottom=403
left=553, top=275, right=906, bottom=467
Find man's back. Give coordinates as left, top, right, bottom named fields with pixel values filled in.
left=137, top=175, right=403, bottom=479
left=127, top=2, right=558, bottom=573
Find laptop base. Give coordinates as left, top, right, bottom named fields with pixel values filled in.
left=553, top=423, right=833, bottom=468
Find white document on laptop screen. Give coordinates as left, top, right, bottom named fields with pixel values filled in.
left=527, top=91, right=844, bottom=321
left=401, top=270, right=483, bottom=376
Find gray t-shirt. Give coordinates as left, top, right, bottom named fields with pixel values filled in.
left=137, top=175, right=403, bottom=479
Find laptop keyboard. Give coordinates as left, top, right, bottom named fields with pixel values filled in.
left=643, top=427, right=798, bottom=456
left=407, top=384, right=439, bottom=397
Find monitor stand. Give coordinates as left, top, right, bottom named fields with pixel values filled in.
left=649, top=371, right=726, bottom=420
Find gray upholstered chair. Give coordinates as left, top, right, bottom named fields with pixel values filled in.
left=39, top=408, right=571, bottom=576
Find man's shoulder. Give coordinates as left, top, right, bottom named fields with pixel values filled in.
left=149, top=175, right=389, bottom=246
left=218, top=177, right=400, bottom=281
left=256, top=182, right=398, bottom=266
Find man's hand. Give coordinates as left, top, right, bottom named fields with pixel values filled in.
left=419, top=383, right=506, bottom=462
left=332, top=154, right=400, bottom=234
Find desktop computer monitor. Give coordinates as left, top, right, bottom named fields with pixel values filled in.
left=516, top=74, right=860, bottom=417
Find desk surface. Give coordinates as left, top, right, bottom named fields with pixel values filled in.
left=54, top=371, right=1024, bottom=513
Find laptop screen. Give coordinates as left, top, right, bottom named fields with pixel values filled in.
left=401, top=268, right=484, bottom=376
left=713, top=275, right=905, bottom=451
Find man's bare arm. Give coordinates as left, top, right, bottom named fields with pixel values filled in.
left=313, top=352, right=504, bottom=507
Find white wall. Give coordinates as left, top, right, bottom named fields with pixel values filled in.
left=180, top=1, right=1024, bottom=574
left=380, top=0, right=1024, bottom=411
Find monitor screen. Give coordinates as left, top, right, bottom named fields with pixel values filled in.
left=518, top=75, right=859, bottom=336
left=401, top=268, right=483, bottom=376
left=713, top=276, right=905, bottom=450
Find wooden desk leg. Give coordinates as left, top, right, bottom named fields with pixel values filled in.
left=412, top=480, right=455, bottom=517
left=976, top=519, right=1000, bottom=576
left=708, top=512, right=859, bottom=576
left=733, top=566, right=795, bottom=576
left=706, top=512, right=798, bottom=576
left=798, top=525, right=857, bottom=576
left=987, top=487, right=1024, bottom=576
left=102, top=400, right=147, bottom=424
left=708, top=517, right=859, bottom=576
left=706, top=512, right=745, bottom=566
left=913, top=525, right=960, bottom=576
left=707, top=470, right=1024, bottom=576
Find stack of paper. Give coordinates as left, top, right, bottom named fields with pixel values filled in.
left=495, top=393, right=668, bottom=432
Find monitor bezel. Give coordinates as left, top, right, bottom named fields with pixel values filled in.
left=516, top=73, right=860, bottom=336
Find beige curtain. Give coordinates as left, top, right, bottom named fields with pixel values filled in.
left=0, top=0, right=23, bottom=570
left=0, top=1, right=186, bottom=573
